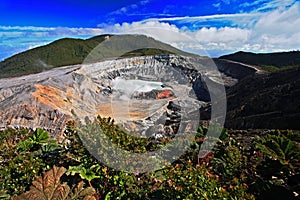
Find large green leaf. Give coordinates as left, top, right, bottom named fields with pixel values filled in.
left=256, top=133, right=300, bottom=166
left=67, top=165, right=100, bottom=182
left=33, top=128, right=50, bottom=143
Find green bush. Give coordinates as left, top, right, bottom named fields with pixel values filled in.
left=4, top=119, right=299, bottom=199
left=0, top=128, right=65, bottom=198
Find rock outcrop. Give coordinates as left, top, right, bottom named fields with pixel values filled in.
left=225, top=67, right=300, bottom=129
left=199, top=64, right=300, bottom=130
left=0, top=55, right=230, bottom=139
left=3, top=52, right=294, bottom=135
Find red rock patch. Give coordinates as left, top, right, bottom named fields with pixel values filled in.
left=156, top=90, right=174, bottom=99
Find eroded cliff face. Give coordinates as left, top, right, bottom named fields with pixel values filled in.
left=0, top=55, right=232, bottom=139
left=225, top=67, right=300, bottom=130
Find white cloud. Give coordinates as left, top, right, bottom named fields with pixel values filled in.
left=0, top=26, right=103, bottom=36
left=0, top=26, right=56, bottom=31
left=239, top=0, right=268, bottom=8
left=221, top=0, right=231, bottom=5
left=254, top=3, right=300, bottom=36
left=143, top=13, right=261, bottom=23
left=140, top=0, right=150, bottom=6
left=248, top=2, right=300, bottom=51
left=48, top=27, right=103, bottom=36
left=213, top=3, right=221, bottom=10
left=251, top=0, right=296, bottom=12
left=101, top=2, right=300, bottom=56
left=142, top=13, right=263, bottom=29
left=108, top=0, right=151, bottom=16
left=1, top=1, right=299, bottom=60
left=100, top=21, right=248, bottom=56
left=193, top=27, right=250, bottom=43
left=102, top=21, right=193, bottom=56
left=102, top=21, right=251, bottom=55
left=110, top=7, right=128, bottom=15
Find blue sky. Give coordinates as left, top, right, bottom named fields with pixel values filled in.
left=0, top=0, right=299, bottom=60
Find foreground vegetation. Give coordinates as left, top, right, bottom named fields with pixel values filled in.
left=0, top=116, right=299, bottom=199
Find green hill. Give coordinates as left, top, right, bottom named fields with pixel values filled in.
left=219, top=51, right=300, bottom=72
left=0, top=34, right=192, bottom=78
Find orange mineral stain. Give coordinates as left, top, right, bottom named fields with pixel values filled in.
left=32, top=84, right=71, bottom=110
left=156, top=90, right=174, bottom=99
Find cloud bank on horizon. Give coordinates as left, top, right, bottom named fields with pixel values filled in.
left=0, top=0, right=299, bottom=60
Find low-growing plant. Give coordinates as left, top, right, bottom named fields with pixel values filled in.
left=14, top=166, right=96, bottom=200
left=2, top=118, right=298, bottom=199
left=0, top=128, right=66, bottom=198
left=250, top=131, right=300, bottom=198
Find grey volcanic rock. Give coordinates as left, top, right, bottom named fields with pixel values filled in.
left=1, top=55, right=229, bottom=138
left=0, top=55, right=245, bottom=137
left=213, top=59, right=258, bottom=80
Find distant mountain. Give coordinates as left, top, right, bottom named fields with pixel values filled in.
left=0, top=34, right=192, bottom=78
left=219, top=51, right=300, bottom=72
